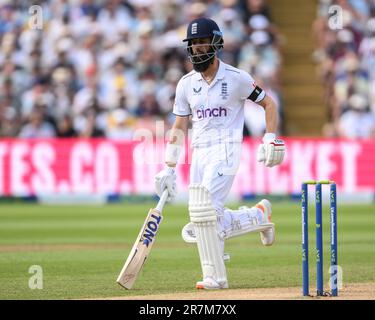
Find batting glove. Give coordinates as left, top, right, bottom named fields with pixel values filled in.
left=257, top=133, right=286, bottom=167
left=155, top=166, right=177, bottom=202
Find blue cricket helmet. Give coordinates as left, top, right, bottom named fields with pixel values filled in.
left=183, top=17, right=224, bottom=67
left=183, top=17, right=223, bottom=43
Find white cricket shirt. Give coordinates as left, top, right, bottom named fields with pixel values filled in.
left=173, top=60, right=265, bottom=147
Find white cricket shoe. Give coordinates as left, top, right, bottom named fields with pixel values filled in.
left=255, top=199, right=275, bottom=246
left=196, top=277, right=229, bottom=290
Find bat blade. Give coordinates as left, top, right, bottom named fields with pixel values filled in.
left=116, top=208, right=163, bottom=289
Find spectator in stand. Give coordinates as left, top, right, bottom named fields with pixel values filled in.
left=239, top=0, right=272, bottom=22
left=214, top=7, right=246, bottom=65
left=156, top=67, right=182, bottom=116
left=333, top=52, right=369, bottom=119
left=0, top=78, right=21, bottom=112
left=72, top=66, right=102, bottom=116
left=97, top=0, right=133, bottom=43
left=0, top=59, right=29, bottom=99
left=338, top=94, right=375, bottom=138
left=359, top=19, right=375, bottom=112
left=106, top=108, right=135, bottom=140
left=136, top=89, right=161, bottom=118
left=21, top=76, right=55, bottom=122
left=57, top=114, right=77, bottom=138
left=19, top=105, right=56, bottom=138
left=238, top=28, right=281, bottom=93
left=360, top=37, right=375, bottom=113
left=75, top=107, right=105, bottom=138
left=100, top=57, right=139, bottom=113
left=0, top=103, right=20, bottom=137
left=186, top=2, right=208, bottom=22
left=0, top=3, right=22, bottom=37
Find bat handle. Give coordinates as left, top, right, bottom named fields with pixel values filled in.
left=155, top=189, right=169, bottom=213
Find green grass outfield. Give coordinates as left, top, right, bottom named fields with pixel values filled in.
left=0, top=201, right=374, bottom=299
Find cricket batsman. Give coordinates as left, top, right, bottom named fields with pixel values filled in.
left=155, top=17, right=286, bottom=289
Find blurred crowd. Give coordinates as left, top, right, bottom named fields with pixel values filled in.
left=313, top=0, right=375, bottom=138
left=0, top=0, right=282, bottom=139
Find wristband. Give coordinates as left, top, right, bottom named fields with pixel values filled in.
left=263, top=133, right=276, bottom=144
left=165, top=142, right=182, bottom=166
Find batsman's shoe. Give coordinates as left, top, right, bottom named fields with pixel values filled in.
left=255, top=199, right=275, bottom=246
left=196, top=277, right=229, bottom=290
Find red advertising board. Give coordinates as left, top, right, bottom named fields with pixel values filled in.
left=0, top=138, right=374, bottom=196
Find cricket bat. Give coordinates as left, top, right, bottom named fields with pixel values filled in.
left=116, top=189, right=169, bottom=289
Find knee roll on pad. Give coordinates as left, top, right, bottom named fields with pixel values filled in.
left=188, top=184, right=227, bottom=285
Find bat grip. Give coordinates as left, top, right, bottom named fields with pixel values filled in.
left=155, top=189, right=169, bottom=213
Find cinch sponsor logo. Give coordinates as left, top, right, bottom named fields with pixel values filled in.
left=141, top=213, right=162, bottom=247
left=196, top=107, right=227, bottom=119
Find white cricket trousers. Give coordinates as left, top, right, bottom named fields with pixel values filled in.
left=189, top=142, right=264, bottom=249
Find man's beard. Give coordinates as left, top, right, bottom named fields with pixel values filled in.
left=192, top=55, right=215, bottom=72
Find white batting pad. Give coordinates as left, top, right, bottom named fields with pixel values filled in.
left=188, top=184, right=227, bottom=285
left=220, top=207, right=274, bottom=239
left=182, top=211, right=274, bottom=243
left=181, top=222, right=196, bottom=243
